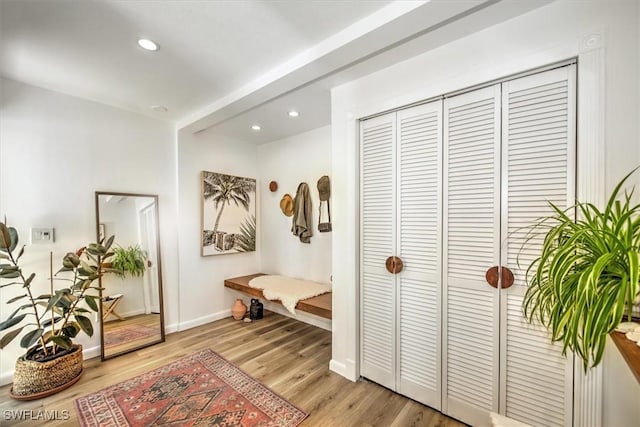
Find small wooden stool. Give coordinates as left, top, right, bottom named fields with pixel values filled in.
left=102, top=294, right=125, bottom=320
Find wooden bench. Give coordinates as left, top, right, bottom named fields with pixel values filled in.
left=224, top=273, right=332, bottom=319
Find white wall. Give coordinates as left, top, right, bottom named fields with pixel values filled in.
left=0, top=78, right=179, bottom=384
left=176, top=129, right=260, bottom=330
left=257, top=125, right=332, bottom=284
left=99, top=198, right=146, bottom=318
left=330, top=0, right=640, bottom=380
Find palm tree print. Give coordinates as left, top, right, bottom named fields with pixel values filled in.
left=202, top=172, right=256, bottom=233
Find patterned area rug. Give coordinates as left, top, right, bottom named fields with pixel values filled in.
left=74, top=349, right=308, bottom=427
left=103, top=324, right=159, bottom=350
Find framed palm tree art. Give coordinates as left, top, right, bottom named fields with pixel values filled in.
left=201, top=171, right=257, bottom=256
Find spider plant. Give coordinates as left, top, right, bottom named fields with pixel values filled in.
left=111, top=245, right=147, bottom=278
left=522, top=168, right=640, bottom=370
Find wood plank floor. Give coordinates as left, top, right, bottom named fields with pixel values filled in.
left=0, top=311, right=466, bottom=426
left=103, top=313, right=162, bottom=357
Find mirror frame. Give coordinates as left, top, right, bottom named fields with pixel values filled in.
left=95, top=191, right=166, bottom=361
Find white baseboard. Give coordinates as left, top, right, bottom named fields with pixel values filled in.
left=330, top=359, right=348, bottom=378
left=261, top=300, right=332, bottom=331
left=329, top=358, right=358, bottom=382
left=83, top=344, right=101, bottom=360
left=0, top=370, right=13, bottom=386
left=164, top=322, right=179, bottom=334
left=177, top=309, right=231, bottom=331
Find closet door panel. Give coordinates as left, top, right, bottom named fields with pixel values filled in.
left=443, top=85, right=501, bottom=426
left=396, top=101, right=442, bottom=408
left=360, top=113, right=397, bottom=388
left=500, top=66, right=576, bottom=427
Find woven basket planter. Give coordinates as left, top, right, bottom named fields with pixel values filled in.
left=10, top=345, right=83, bottom=400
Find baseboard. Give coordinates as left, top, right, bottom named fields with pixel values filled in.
left=83, top=344, right=101, bottom=360
left=329, top=359, right=348, bottom=378
left=258, top=300, right=332, bottom=331
left=0, top=369, right=13, bottom=386
left=177, top=309, right=232, bottom=331
left=164, top=322, right=179, bottom=334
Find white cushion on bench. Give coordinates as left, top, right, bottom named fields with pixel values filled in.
left=248, top=275, right=331, bottom=315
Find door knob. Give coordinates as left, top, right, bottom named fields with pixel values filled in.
left=385, top=256, right=403, bottom=274
left=485, top=266, right=514, bottom=289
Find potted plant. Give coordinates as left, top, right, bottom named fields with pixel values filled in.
left=522, top=168, right=640, bottom=370
left=111, top=244, right=147, bottom=278
left=0, top=221, right=115, bottom=399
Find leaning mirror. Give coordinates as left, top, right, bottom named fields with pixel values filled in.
left=95, top=192, right=165, bottom=360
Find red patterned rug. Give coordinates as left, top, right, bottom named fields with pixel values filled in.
left=103, top=324, right=160, bottom=350
left=74, top=349, right=308, bottom=426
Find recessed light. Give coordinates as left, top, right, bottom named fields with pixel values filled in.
left=251, top=125, right=261, bottom=131
left=288, top=110, right=300, bottom=118
left=151, top=105, right=168, bottom=112
left=138, top=39, right=159, bottom=51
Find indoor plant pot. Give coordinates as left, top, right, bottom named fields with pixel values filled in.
left=10, top=344, right=83, bottom=399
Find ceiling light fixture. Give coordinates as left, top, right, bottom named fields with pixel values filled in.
left=137, top=39, right=159, bottom=52
left=288, top=110, right=300, bottom=118
left=251, top=125, right=261, bottom=131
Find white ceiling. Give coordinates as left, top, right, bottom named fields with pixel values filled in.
left=0, top=0, right=553, bottom=144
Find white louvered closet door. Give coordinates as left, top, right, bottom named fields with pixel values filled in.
left=443, top=84, right=501, bottom=427
left=396, top=100, right=442, bottom=408
left=499, top=65, right=576, bottom=427
left=360, top=112, right=397, bottom=389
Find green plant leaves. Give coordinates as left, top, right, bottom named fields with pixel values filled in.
left=84, top=295, right=99, bottom=312
left=112, top=245, right=147, bottom=278
left=75, top=315, right=93, bottom=337
left=20, top=328, right=43, bottom=349
left=0, top=225, right=104, bottom=353
left=522, top=168, right=640, bottom=370
left=0, top=223, right=12, bottom=251
left=0, top=327, right=24, bottom=349
left=50, top=335, right=73, bottom=350
left=0, top=313, right=26, bottom=331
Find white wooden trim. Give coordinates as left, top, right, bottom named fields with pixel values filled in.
left=574, top=32, right=606, bottom=427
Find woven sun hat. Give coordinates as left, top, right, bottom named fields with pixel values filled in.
left=317, top=175, right=331, bottom=201
left=280, top=194, right=294, bottom=217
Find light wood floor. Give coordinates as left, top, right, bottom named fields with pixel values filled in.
left=0, top=311, right=466, bottom=427
left=103, top=313, right=162, bottom=357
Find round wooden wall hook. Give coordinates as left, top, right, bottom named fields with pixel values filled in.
left=269, top=181, right=278, bottom=192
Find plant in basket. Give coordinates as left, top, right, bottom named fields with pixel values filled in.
left=0, top=220, right=115, bottom=399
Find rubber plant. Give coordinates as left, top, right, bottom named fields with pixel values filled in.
left=0, top=221, right=115, bottom=360
left=522, top=168, right=640, bottom=370
left=111, top=245, right=147, bottom=278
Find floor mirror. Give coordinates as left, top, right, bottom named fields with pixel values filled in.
left=95, top=191, right=165, bottom=360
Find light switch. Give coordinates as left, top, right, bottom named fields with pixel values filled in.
left=31, top=228, right=54, bottom=244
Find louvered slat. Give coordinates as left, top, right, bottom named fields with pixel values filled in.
left=360, top=113, right=396, bottom=388
left=501, top=65, right=575, bottom=427
left=396, top=101, right=442, bottom=408
left=443, top=85, right=500, bottom=426
left=505, top=296, right=567, bottom=426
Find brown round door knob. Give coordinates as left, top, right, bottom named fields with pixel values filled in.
left=485, top=266, right=515, bottom=289
left=385, top=256, right=403, bottom=274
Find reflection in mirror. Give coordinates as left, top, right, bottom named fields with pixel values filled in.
left=95, top=192, right=165, bottom=360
